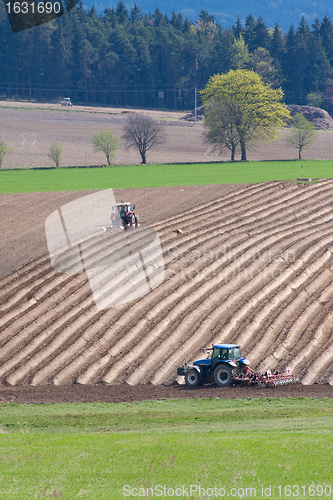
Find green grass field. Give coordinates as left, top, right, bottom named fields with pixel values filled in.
left=1, top=398, right=333, bottom=499
left=1, top=160, right=333, bottom=193
left=2, top=161, right=333, bottom=499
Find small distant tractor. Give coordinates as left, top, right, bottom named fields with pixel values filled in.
left=61, top=97, right=73, bottom=107
left=177, top=344, right=299, bottom=388
left=110, top=202, right=139, bottom=230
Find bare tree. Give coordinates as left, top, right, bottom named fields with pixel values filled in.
left=123, top=114, right=164, bottom=164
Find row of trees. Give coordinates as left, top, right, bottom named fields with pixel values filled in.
left=92, top=113, right=163, bottom=164
left=0, top=94, right=316, bottom=168
left=50, top=107, right=319, bottom=166
left=0, top=113, right=163, bottom=168
left=0, top=138, right=60, bottom=167
left=0, top=139, right=64, bottom=168
left=2, top=2, right=333, bottom=110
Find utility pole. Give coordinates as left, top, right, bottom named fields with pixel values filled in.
left=195, top=56, right=198, bottom=125
left=195, top=84, right=197, bottom=125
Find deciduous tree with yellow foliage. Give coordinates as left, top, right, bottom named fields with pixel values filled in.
left=201, top=69, right=290, bottom=161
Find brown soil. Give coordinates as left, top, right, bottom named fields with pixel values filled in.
left=0, top=382, right=331, bottom=405
left=2, top=180, right=333, bottom=404
left=0, top=100, right=332, bottom=169
left=286, top=104, right=333, bottom=130
left=0, top=184, right=244, bottom=279
left=2, top=103, right=333, bottom=405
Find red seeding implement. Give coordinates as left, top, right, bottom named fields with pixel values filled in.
left=177, top=344, right=299, bottom=388
left=235, top=365, right=299, bottom=388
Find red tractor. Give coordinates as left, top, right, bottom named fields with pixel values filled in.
left=61, top=97, right=73, bottom=107
left=110, top=202, right=139, bottom=230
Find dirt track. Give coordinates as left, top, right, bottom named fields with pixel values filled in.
left=2, top=180, right=333, bottom=403
left=0, top=382, right=331, bottom=405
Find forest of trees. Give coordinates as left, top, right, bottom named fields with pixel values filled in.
left=2, top=2, right=333, bottom=112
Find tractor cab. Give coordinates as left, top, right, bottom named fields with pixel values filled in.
left=195, top=344, right=245, bottom=370
left=110, top=202, right=139, bottom=229
left=115, top=203, right=133, bottom=215
left=116, top=203, right=133, bottom=225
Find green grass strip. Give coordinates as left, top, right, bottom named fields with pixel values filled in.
left=1, top=159, right=333, bottom=193
left=0, top=397, right=333, bottom=434
left=0, top=398, right=333, bottom=499
left=1, top=431, right=332, bottom=499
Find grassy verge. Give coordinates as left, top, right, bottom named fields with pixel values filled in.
left=1, top=160, right=332, bottom=193
left=0, top=398, right=332, bottom=499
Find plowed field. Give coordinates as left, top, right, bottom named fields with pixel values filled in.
left=2, top=180, right=333, bottom=397
left=0, top=101, right=332, bottom=168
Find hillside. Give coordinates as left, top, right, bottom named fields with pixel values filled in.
left=1, top=180, right=333, bottom=388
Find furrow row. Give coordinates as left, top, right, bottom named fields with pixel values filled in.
left=151, top=182, right=281, bottom=229
left=1, top=180, right=326, bottom=314
left=21, top=223, right=289, bottom=385
left=77, top=221, right=333, bottom=384
left=153, top=180, right=333, bottom=237
left=251, top=265, right=333, bottom=370
left=4, top=225, right=332, bottom=384
left=158, top=184, right=333, bottom=256
left=7, top=231, right=248, bottom=386
left=3, top=180, right=333, bottom=386
left=150, top=229, right=333, bottom=385
left=33, top=231, right=274, bottom=385
left=152, top=179, right=333, bottom=235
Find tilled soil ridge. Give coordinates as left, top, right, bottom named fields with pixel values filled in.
left=2, top=180, right=333, bottom=389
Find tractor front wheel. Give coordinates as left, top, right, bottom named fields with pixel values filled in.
left=214, top=364, right=233, bottom=387
left=185, top=369, right=200, bottom=387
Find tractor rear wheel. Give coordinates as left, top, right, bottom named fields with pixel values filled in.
left=214, top=364, right=233, bottom=387
left=185, top=369, right=200, bottom=387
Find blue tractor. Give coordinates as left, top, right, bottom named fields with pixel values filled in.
left=177, top=343, right=299, bottom=388
left=177, top=343, right=250, bottom=387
